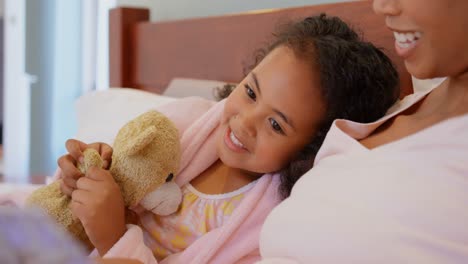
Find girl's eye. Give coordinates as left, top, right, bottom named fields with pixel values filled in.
left=269, top=118, right=284, bottom=134
left=245, top=84, right=256, bottom=101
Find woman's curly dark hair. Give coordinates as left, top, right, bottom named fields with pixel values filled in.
left=217, top=14, right=400, bottom=199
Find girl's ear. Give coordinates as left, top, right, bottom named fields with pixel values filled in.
left=121, top=125, right=158, bottom=156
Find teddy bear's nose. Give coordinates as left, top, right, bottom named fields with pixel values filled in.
left=166, top=173, right=174, bottom=182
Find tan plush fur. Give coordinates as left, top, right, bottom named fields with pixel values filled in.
left=26, top=111, right=181, bottom=250
left=77, top=148, right=104, bottom=174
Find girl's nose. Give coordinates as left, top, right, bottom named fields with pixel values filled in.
left=237, top=112, right=257, bottom=138
left=373, top=0, right=401, bottom=17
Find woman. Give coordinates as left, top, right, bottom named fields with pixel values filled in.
left=258, top=0, right=468, bottom=263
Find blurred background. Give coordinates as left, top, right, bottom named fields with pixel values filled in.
left=0, top=0, right=348, bottom=182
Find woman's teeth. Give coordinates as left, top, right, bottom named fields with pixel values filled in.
left=394, top=31, right=421, bottom=48
left=230, top=131, right=244, bottom=148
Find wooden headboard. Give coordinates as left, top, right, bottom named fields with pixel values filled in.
left=109, top=1, right=412, bottom=97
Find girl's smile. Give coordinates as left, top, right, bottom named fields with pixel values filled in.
left=224, top=127, right=249, bottom=153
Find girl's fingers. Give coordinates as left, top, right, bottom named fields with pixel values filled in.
left=57, top=155, right=84, bottom=180
left=71, top=189, right=91, bottom=204
left=65, top=139, right=88, bottom=162
left=62, top=175, right=78, bottom=190
left=77, top=170, right=113, bottom=193
left=76, top=176, right=95, bottom=191
left=69, top=200, right=85, bottom=221
left=86, top=167, right=113, bottom=182
left=100, top=144, right=113, bottom=169
left=59, top=180, right=74, bottom=196
left=88, top=142, right=113, bottom=169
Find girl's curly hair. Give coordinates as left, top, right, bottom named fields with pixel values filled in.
left=217, top=14, right=399, bottom=199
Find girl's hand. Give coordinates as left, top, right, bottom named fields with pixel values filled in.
left=58, top=139, right=113, bottom=196
left=70, top=167, right=126, bottom=256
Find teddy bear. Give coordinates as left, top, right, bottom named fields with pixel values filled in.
left=25, top=110, right=183, bottom=250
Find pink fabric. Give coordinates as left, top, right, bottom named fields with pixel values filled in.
left=1, top=96, right=281, bottom=264
left=101, top=97, right=282, bottom=264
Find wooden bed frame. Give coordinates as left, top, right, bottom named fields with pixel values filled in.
left=109, top=0, right=412, bottom=97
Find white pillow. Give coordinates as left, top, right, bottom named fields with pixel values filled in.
left=163, top=77, right=234, bottom=101
left=75, top=88, right=176, bottom=145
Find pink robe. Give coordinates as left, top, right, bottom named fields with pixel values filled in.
left=103, top=97, right=281, bottom=264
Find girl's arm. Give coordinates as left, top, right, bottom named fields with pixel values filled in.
left=70, top=167, right=157, bottom=263
left=70, top=167, right=126, bottom=256
left=71, top=97, right=214, bottom=262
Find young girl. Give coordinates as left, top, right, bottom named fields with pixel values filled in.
left=258, top=1, right=468, bottom=263
left=58, top=14, right=399, bottom=263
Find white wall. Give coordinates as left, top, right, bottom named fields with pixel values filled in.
left=3, top=0, right=30, bottom=181
left=3, top=0, right=83, bottom=179
left=116, top=0, right=351, bottom=21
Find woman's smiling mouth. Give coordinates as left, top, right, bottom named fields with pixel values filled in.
left=393, top=30, right=421, bottom=58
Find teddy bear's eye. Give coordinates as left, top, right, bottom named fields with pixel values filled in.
left=166, top=173, right=174, bottom=182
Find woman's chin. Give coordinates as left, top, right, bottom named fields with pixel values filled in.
left=405, top=60, right=443, bottom=80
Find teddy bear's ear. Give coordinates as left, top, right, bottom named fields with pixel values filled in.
left=121, top=125, right=158, bottom=156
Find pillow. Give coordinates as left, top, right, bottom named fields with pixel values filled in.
left=163, top=77, right=236, bottom=101
left=75, top=88, right=176, bottom=144
left=412, top=76, right=446, bottom=93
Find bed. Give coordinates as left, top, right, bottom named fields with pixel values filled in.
left=76, top=0, right=418, bottom=158
left=108, top=0, right=413, bottom=97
